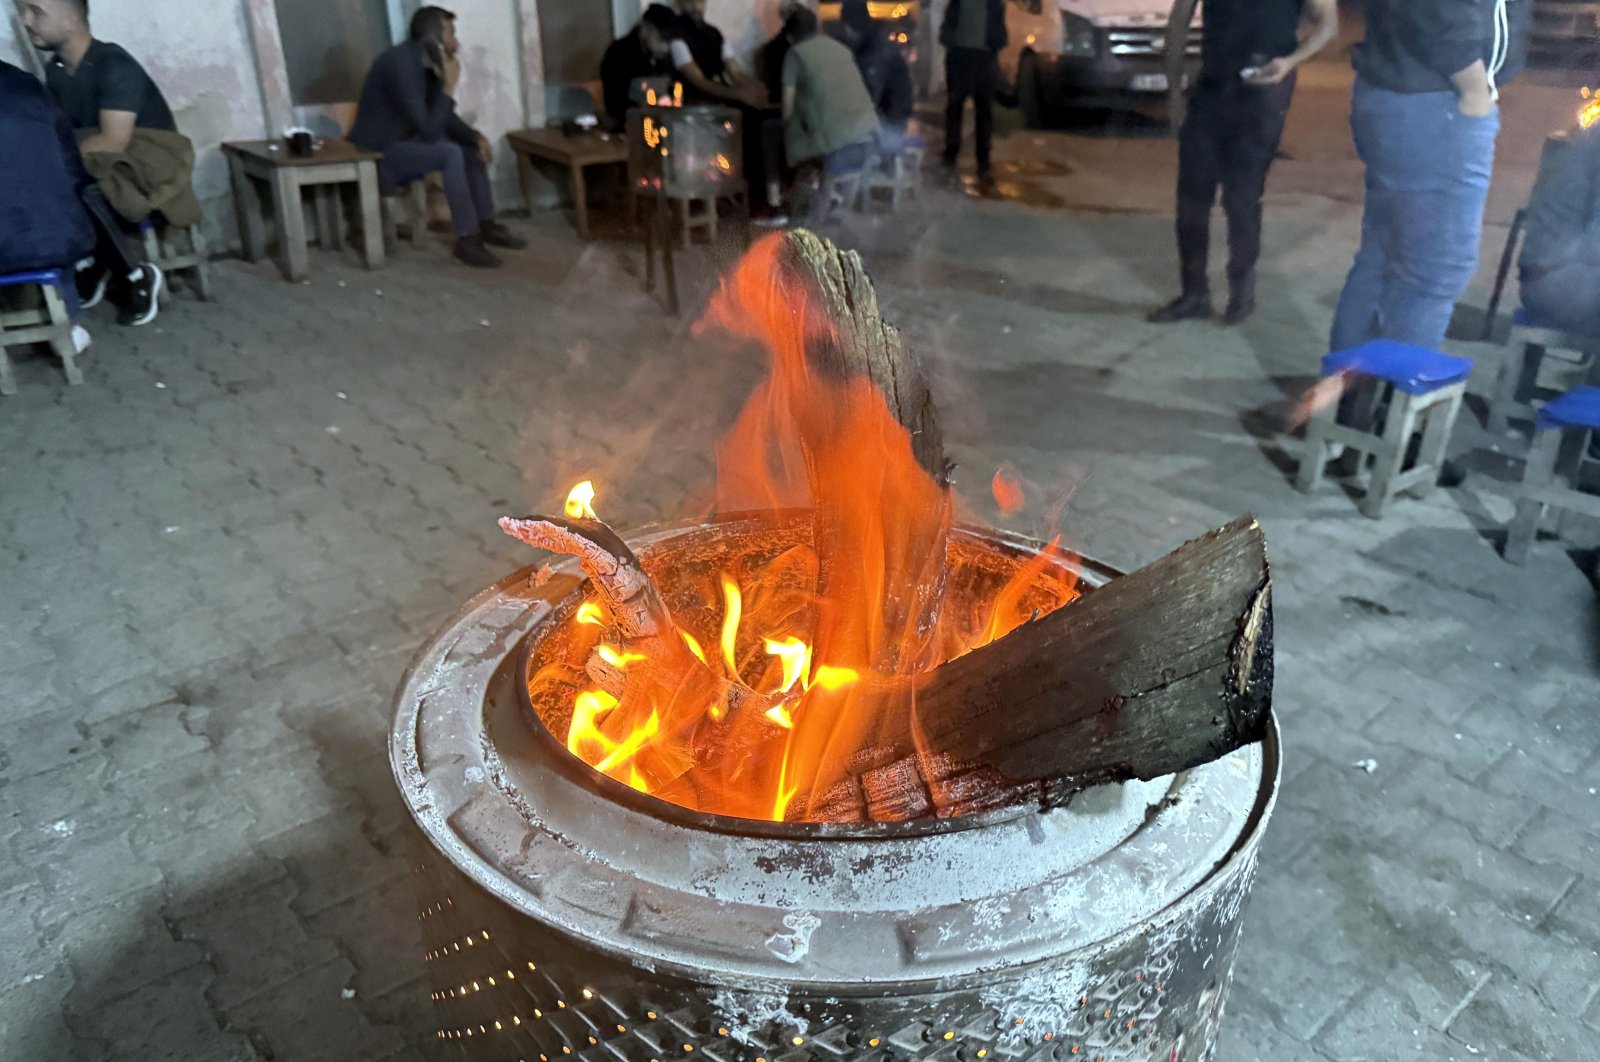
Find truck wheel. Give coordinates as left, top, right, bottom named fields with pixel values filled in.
left=1018, top=52, right=1044, bottom=129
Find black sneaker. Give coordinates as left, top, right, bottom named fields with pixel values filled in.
left=115, top=263, right=162, bottom=326
left=1147, top=293, right=1214, bottom=324
left=453, top=234, right=502, bottom=268
left=76, top=258, right=110, bottom=309
left=479, top=221, right=527, bottom=250
left=1222, top=295, right=1256, bottom=326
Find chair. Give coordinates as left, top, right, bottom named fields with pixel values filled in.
left=381, top=179, right=432, bottom=252
left=1486, top=305, right=1599, bottom=434
left=137, top=213, right=212, bottom=301
left=1293, top=339, right=1473, bottom=518
left=0, top=268, right=86, bottom=396
left=858, top=132, right=926, bottom=213
left=1503, top=386, right=1600, bottom=563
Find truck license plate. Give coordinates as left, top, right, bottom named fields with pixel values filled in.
left=1131, top=73, right=1168, bottom=92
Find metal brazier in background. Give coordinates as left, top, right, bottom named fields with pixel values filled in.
left=627, top=104, right=744, bottom=200
left=391, top=517, right=1280, bottom=1061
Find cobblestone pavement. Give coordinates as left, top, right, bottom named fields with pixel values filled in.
left=4, top=69, right=1599, bottom=1062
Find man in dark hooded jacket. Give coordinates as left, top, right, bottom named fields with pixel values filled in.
left=939, top=0, right=1005, bottom=184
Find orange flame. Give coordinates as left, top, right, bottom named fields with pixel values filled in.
left=992, top=466, right=1025, bottom=516
left=565, top=480, right=597, bottom=519
left=544, top=235, right=1078, bottom=820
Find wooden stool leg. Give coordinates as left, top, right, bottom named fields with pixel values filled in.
left=0, top=341, right=16, bottom=396
left=1505, top=428, right=1564, bottom=564
left=408, top=183, right=427, bottom=249
left=1295, top=415, right=1333, bottom=493
left=1361, top=388, right=1418, bottom=518
left=1404, top=388, right=1463, bottom=500
left=1488, top=344, right=1520, bottom=433
left=43, top=285, right=83, bottom=387
left=190, top=225, right=213, bottom=300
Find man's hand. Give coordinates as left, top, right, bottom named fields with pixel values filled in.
left=1450, top=60, right=1495, bottom=118
left=442, top=53, right=463, bottom=95
left=1243, top=56, right=1295, bottom=86
left=475, top=131, right=493, bottom=163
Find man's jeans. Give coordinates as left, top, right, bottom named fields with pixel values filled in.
left=378, top=138, right=495, bottom=238
left=1331, top=77, right=1500, bottom=353
left=1522, top=262, right=1600, bottom=339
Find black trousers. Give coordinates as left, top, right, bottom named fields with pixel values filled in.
left=944, top=46, right=996, bottom=172
left=1174, top=74, right=1295, bottom=299
left=81, top=182, right=141, bottom=280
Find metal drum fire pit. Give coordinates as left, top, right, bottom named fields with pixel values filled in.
left=392, top=514, right=1279, bottom=1062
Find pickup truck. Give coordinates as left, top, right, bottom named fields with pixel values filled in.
left=997, top=0, right=1201, bottom=125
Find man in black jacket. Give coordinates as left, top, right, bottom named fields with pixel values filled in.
left=349, top=6, right=525, bottom=268
left=600, top=4, right=676, bottom=131
left=1519, top=123, right=1600, bottom=338
left=939, top=0, right=1005, bottom=185
left=1330, top=0, right=1527, bottom=352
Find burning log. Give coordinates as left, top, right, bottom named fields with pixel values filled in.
left=819, top=516, right=1274, bottom=820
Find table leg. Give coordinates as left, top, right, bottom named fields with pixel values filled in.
left=571, top=162, right=591, bottom=240
left=270, top=170, right=310, bottom=282
left=228, top=155, right=266, bottom=263
left=516, top=150, right=535, bottom=214
left=357, top=162, right=385, bottom=270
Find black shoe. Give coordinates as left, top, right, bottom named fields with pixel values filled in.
left=1147, top=293, right=1214, bottom=324
left=115, top=263, right=162, bottom=326
left=1436, top=458, right=1466, bottom=488
left=1222, top=295, right=1256, bottom=326
left=479, top=221, right=527, bottom=250
left=453, top=234, right=502, bottom=268
left=76, top=259, right=110, bottom=309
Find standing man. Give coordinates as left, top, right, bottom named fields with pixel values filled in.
left=939, top=0, right=1005, bottom=188
left=19, top=0, right=180, bottom=324
left=1148, top=0, right=1338, bottom=325
left=349, top=6, right=526, bottom=269
left=1329, top=0, right=1523, bottom=352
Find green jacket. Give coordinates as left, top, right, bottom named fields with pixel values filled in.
left=784, top=35, right=879, bottom=165
left=80, top=127, right=201, bottom=227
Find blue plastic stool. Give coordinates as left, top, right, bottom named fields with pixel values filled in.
left=0, top=267, right=85, bottom=396
left=1295, top=339, right=1473, bottom=517
left=1487, top=306, right=1599, bottom=434
left=1503, top=385, right=1600, bottom=563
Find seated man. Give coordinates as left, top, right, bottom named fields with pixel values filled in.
left=781, top=8, right=880, bottom=208
left=20, top=0, right=177, bottom=324
left=1519, top=122, right=1600, bottom=339
left=600, top=4, right=677, bottom=132
left=839, top=0, right=914, bottom=151
left=670, top=0, right=785, bottom=220
left=350, top=5, right=525, bottom=268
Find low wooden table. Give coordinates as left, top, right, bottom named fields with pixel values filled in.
left=222, top=139, right=384, bottom=282
left=507, top=128, right=628, bottom=239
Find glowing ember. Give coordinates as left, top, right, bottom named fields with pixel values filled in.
left=532, top=236, right=1080, bottom=820
left=1580, top=87, right=1600, bottom=130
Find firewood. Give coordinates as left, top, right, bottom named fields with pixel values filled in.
left=825, top=516, right=1274, bottom=820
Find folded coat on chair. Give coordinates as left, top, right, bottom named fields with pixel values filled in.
left=79, top=128, right=202, bottom=228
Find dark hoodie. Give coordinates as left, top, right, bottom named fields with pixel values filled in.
left=1355, top=0, right=1529, bottom=94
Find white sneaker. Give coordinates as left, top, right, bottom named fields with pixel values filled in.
left=71, top=324, right=92, bottom=353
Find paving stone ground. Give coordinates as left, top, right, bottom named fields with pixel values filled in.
left=3, top=56, right=1598, bottom=1062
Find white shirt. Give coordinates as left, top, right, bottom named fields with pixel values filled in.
left=670, top=37, right=734, bottom=71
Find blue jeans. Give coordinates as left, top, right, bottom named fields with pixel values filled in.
left=1330, top=78, right=1500, bottom=353
left=378, top=138, right=494, bottom=238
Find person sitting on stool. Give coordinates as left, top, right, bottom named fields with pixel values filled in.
left=350, top=5, right=526, bottom=269
left=1519, top=121, right=1600, bottom=340
left=600, top=4, right=677, bottom=133
left=781, top=8, right=880, bottom=217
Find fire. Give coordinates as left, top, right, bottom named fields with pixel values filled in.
left=564, top=480, right=597, bottom=519
left=1580, top=87, right=1600, bottom=130
left=536, top=236, right=1079, bottom=820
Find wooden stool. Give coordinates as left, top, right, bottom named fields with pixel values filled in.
left=1294, top=339, right=1473, bottom=518
left=858, top=134, right=925, bottom=213
left=0, top=268, right=86, bottom=396
left=1503, top=386, right=1600, bottom=563
left=381, top=180, right=430, bottom=252
left=138, top=215, right=212, bottom=301
left=1487, top=307, right=1598, bottom=433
